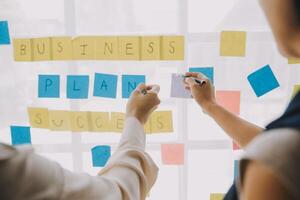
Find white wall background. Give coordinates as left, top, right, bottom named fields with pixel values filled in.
left=0, top=0, right=299, bottom=200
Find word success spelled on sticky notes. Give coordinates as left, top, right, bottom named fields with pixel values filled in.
left=27, top=108, right=174, bottom=134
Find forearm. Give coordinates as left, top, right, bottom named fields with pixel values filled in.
left=206, top=103, right=264, bottom=148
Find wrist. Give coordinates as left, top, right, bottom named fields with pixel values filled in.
left=202, top=102, right=219, bottom=116
left=126, top=110, right=146, bottom=125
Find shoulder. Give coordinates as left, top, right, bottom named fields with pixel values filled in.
left=239, top=128, right=300, bottom=199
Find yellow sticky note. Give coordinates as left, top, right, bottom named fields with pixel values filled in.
left=288, top=57, right=300, bottom=64
left=27, top=107, right=49, bottom=129
left=88, top=112, right=111, bottom=132
left=210, top=193, right=224, bottom=200
left=161, top=36, right=184, bottom=60
left=110, top=112, right=125, bottom=133
left=144, top=118, right=152, bottom=134
left=72, top=36, right=95, bottom=60
left=141, top=36, right=161, bottom=60
left=95, top=36, right=119, bottom=60
left=150, top=111, right=173, bottom=133
left=51, top=37, right=72, bottom=60
left=13, top=39, right=32, bottom=61
left=292, top=85, right=300, bottom=98
left=70, top=111, right=89, bottom=132
left=32, top=37, right=52, bottom=61
left=118, top=36, right=140, bottom=60
left=220, top=31, right=247, bottom=57
left=49, top=110, right=70, bottom=131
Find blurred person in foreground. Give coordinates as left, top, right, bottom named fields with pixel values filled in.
left=183, top=1, right=300, bottom=199
left=0, top=84, right=160, bottom=200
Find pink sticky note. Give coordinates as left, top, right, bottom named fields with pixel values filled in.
left=161, top=143, right=184, bottom=165
left=216, top=91, right=241, bottom=115
left=233, top=141, right=241, bottom=150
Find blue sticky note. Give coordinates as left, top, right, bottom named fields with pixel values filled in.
left=247, top=65, right=280, bottom=97
left=10, top=126, right=31, bottom=145
left=67, top=75, right=89, bottom=99
left=91, top=145, right=111, bottom=167
left=189, top=67, right=214, bottom=84
left=38, top=75, right=60, bottom=98
left=234, top=160, right=239, bottom=180
left=122, top=75, right=145, bottom=98
left=93, top=73, right=118, bottom=98
left=0, top=21, right=10, bottom=45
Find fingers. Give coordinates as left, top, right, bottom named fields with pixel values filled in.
left=135, top=83, right=147, bottom=92
left=184, top=72, right=209, bottom=81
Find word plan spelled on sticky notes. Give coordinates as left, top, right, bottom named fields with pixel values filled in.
left=13, top=35, right=184, bottom=61
left=247, top=65, right=280, bottom=97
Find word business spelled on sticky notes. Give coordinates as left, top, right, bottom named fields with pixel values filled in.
left=67, top=75, right=89, bottom=99
left=216, top=91, right=241, bottom=115
left=161, top=36, right=184, bottom=60
left=220, top=31, right=247, bottom=57
left=28, top=108, right=174, bottom=134
left=32, top=37, right=52, bottom=61
left=141, top=36, right=160, bottom=60
left=51, top=37, right=72, bottom=60
left=10, top=126, right=31, bottom=145
left=189, top=67, right=214, bottom=84
left=27, top=107, right=49, bottom=129
left=210, top=193, right=224, bottom=200
left=170, top=73, right=191, bottom=98
left=13, top=35, right=184, bottom=61
left=247, top=65, right=280, bottom=97
left=161, top=143, right=184, bottom=165
left=118, top=36, right=140, bottom=60
left=13, top=39, right=32, bottom=61
left=91, top=145, right=111, bottom=167
left=93, top=73, right=118, bottom=98
left=0, top=21, right=10, bottom=45
left=38, top=75, right=60, bottom=98
left=122, top=75, right=145, bottom=98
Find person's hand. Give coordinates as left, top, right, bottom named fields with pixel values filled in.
left=183, top=72, right=217, bottom=114
left=126, top=84, right=161, bottom=124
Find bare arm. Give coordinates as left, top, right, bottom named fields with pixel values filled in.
left=184, top=72, right=263, bottom=148
left=206, top=103, right=263, bottom=148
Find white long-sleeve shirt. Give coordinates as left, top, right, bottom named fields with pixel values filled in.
left=0, top=117, right=158, bottom=200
